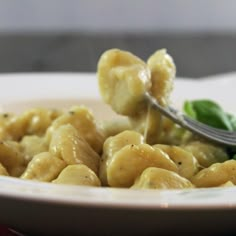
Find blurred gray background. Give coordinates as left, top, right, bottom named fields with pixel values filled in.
left=1, top=0, right=236, bottom=78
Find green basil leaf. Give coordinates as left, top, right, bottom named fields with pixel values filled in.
left=227, top=113, right=236, bottom=131
left=183, top=100, right=197, bottom=119
left=183, top=99, right=233, bottom=131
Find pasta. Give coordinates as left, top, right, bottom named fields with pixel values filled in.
left=0, top=163, right=9, bottom=176
left=52, top=164, right=101, bottom=186
left=21, top=152, right=66, bottom=182
left=45, top=106, right=104, bottom=153
left=49, top=124, right=100, bottom=174
left=147, top=49, right=176, bottom=107
left=131, top=167, right=193, bottom=189
left=97, top=49, right=151, bottom=116
left=106, top=143, right=178, bottom=187
left=0, top=48, right=233, bottom=190
left=0, top=140, right=25, bottom=177
left=153, top=144, right=199, bottom=179
left=0, top=108, right=61, bottom=141
left=20, top=135, right=48, bottom=163
left=183, top=141, right=228, bottom=168
left=191, top=160, right=236, bottom=187
left=99, top=130, right=144, bottom=186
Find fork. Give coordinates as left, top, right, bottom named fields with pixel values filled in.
left=145, top=93, right=236, bottom=146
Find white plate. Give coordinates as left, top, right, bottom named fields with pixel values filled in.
left=0, top=72, right=236, bottom=235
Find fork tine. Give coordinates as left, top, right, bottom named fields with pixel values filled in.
left=169, top=105, right=236, bottom=144
left=175, top=111, right=236, bottom=144
left=183, top=116, right=236, bottom=146
left=183, top=121, right=236, bottom=145
left=166, top=106, right=234, bottom=138
left=184, top=119, right=236, bottom=143
left=145, top=92, right=236, bottom=146
left=183, top=116, right=236, bottom=137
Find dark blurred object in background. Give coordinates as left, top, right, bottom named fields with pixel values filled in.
left=0, top=0, right=236, bottom=78
left=0, top=33, right=236, bottom=78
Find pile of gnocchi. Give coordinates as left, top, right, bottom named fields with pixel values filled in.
left=0, top=48, right=234, bottom=189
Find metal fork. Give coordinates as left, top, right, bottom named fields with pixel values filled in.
left=145, top=92, right=236, bottom=146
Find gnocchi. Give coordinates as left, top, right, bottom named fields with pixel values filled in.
left=49, top=124, right=100, bottom=174
left=97, top=49, right=151, bottom=116
left=153, top=144, right=199, bottom=179
left=131, top=167, right=193, bottom=189
left=107, top=143, right=178, bottom=187
left=99, top=130, right=144, bottom=186
left=46, top=106, right=104, bottom=153
left=52, top=164, right=101, bottom=186
left=0, top=163, right=9, bottom=176
left=191, top=160, right=236, bottom=187
left=21, top=152, right=66, bottom=182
